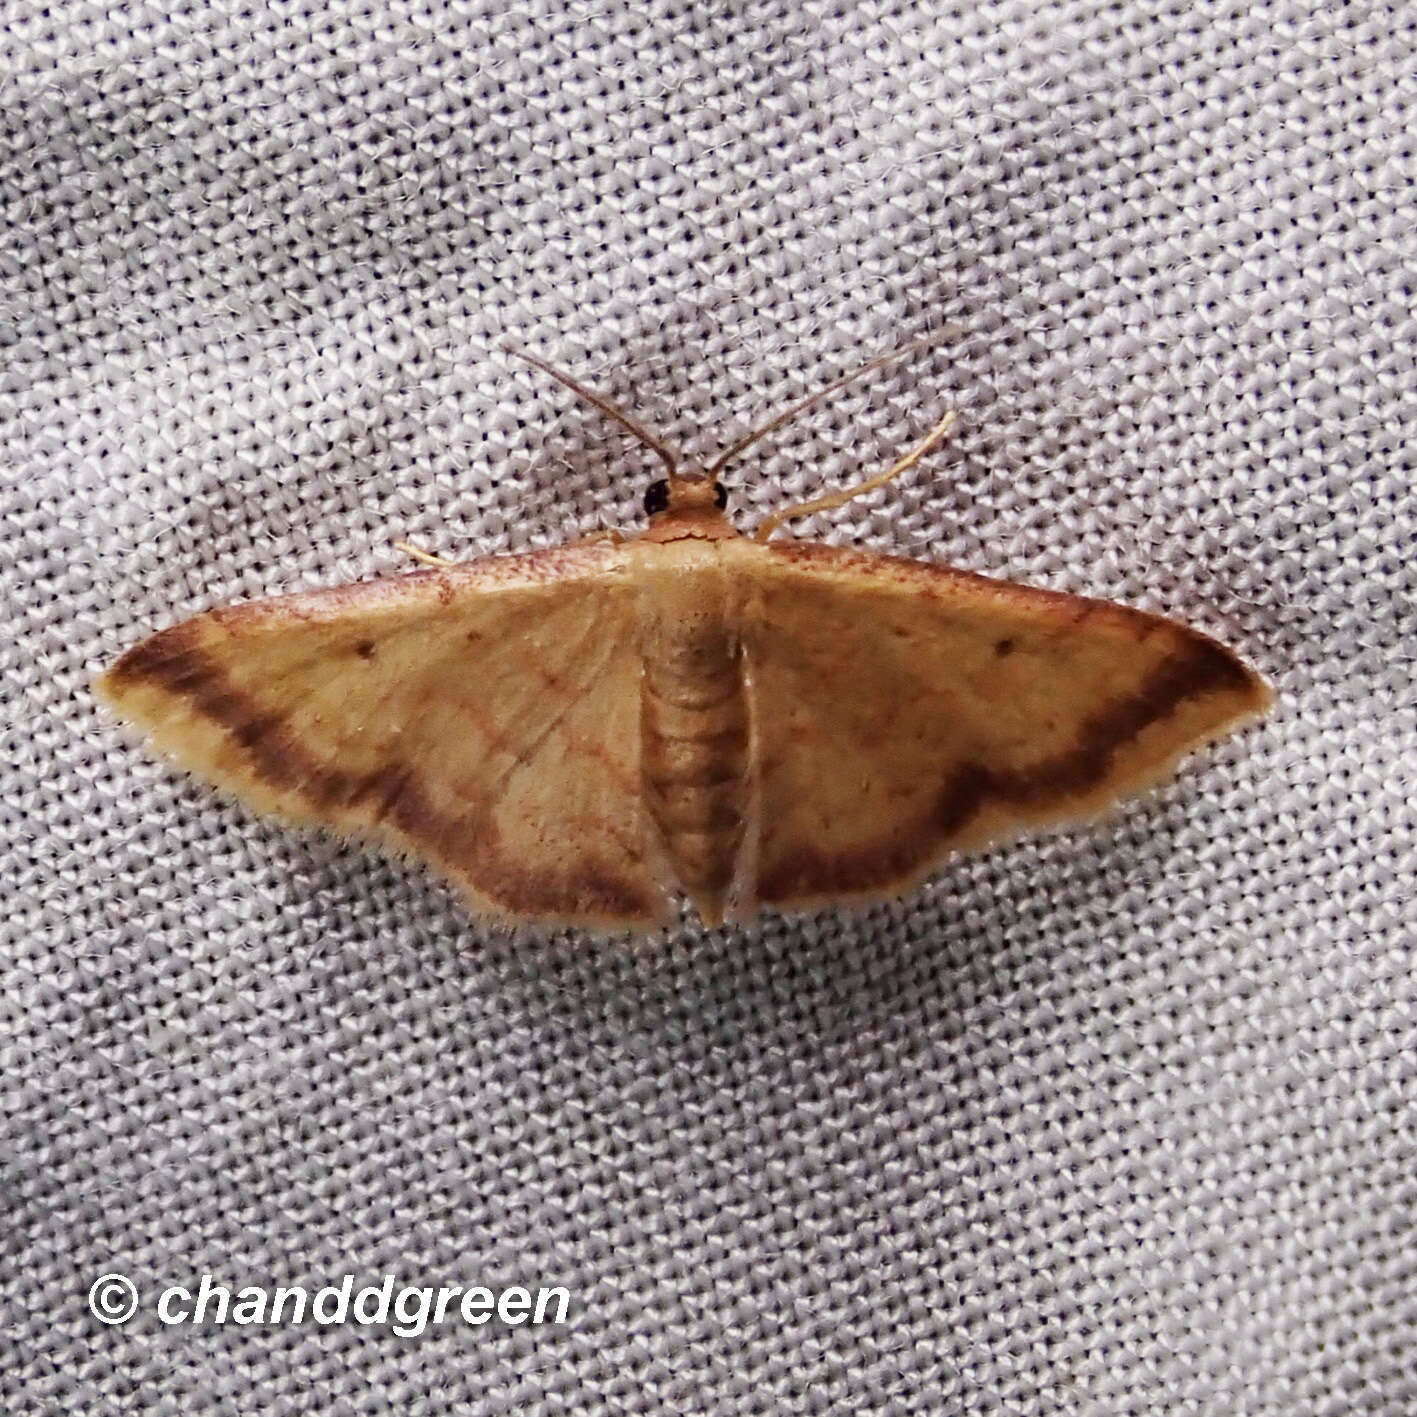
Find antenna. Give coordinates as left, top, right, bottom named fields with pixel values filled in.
left=505, top=345, right=678, bottom=479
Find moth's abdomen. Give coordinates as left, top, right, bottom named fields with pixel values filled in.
left=640, top=625, right=751, bottom=923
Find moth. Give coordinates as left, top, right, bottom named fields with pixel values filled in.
left=99, top=346, right=1271, bottom=929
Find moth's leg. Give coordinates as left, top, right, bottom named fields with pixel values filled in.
left=754, top=408, right=959, bottom=542
left=393, top=540, right=457, bottom=569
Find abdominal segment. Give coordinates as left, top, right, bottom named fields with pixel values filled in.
left=640, top=623, right=752, bottom=924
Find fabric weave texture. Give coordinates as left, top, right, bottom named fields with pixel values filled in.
left=3, top=1, right=1414, bottom=1412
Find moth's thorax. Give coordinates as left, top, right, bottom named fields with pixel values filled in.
left=635, top=539, right=753, bottom=925
left=641, top=472, right=738, bottom=543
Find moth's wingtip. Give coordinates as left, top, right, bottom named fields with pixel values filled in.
left=1187, top=623, right=1272, bottom=724
left=90, top=647, right=153, bottom=721
left=91, top=656, right=136, bottom=716
left=94, top=618, right=210, bottom=698
left=1250, top=672, right=1277, bottom=716
left=1225, top=660, right=1275, bottom=729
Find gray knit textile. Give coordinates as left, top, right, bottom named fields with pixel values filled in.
left=4, top=1, right=1415, bottom=1412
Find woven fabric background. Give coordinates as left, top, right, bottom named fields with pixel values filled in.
left=3, top=0, right=1414, bottom=1412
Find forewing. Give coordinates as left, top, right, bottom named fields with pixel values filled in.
left=99, top=539, right=668, bottom=927
left=740, top=541, right=1271, bottom=908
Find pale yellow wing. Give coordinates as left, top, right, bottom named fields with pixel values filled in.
left=738, top=540, right=1271, bottom=909
left=98, top=539, right=669, bottom=927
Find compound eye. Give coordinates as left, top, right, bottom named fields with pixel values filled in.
left=643, top=480, right=670, bottom=516
left=712, top=480, right=728, bottom=510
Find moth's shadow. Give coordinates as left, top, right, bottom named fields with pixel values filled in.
left=438, top=802, right=1191, bottom=1103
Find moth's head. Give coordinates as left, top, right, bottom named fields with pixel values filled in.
left=640, top=473, right=733, bottom=541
